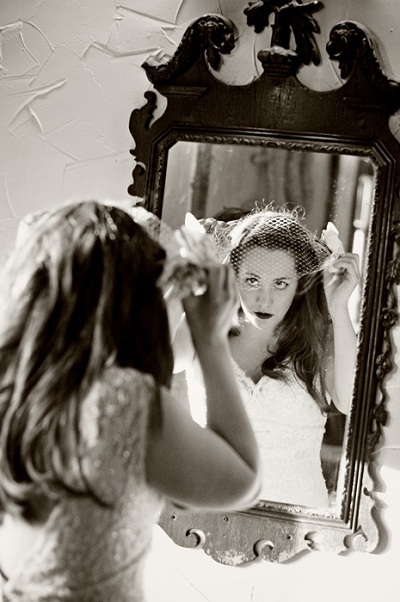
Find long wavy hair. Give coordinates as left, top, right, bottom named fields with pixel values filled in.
left=0, top=201, right=173, bottom=517
left=229, top=210, right=331, bottom=413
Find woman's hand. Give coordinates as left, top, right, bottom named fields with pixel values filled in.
left=170, top=259, right=238, bottom=373
left=323, top=252, right=360, bottom=319
left=198, top=217, right=239, bottom=235
left=198, top=217, right=225, bottom=233
left=182, top=264, right=239, bottom=350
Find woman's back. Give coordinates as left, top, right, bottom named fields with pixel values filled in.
left=2, top=366, right=163, bottom=602
left=0, top=201, right=263, bottom=599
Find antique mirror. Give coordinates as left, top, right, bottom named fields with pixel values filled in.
left=128, top=6, right=400, bottom=563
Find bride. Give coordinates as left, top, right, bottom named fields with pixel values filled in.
left=174, top=207, right=360, bottom=508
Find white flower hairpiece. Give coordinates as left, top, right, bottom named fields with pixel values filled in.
left=162, top=213, right=220, bottom=298
left=321, top=222, right=345, bottom=256
left=130, top=208, right=218, bottom=300
left=320, top=222, right=345, bottom=273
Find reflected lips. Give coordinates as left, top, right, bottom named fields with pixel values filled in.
left=255, top=312, right=272, bottom=319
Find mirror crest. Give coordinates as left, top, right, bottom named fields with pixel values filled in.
left=128, top=12, right=400, bottom=564
left=244, top=0, right=323, bottom=72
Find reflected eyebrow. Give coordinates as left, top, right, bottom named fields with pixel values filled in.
left=242, top=272, right=296, bottom=282
left=241, top=269, right=296, bottom=280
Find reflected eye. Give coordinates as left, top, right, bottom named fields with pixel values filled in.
left=274, top=279, right=289, bottom=290
left=243, top=275, right=260, bottom=288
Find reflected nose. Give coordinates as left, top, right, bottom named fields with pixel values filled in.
left=256, top=286, right=273, bottom=307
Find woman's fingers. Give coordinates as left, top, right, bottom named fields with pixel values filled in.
left=183, top=264, right=238, bottom=342
left=329, top=252, right=360, bottom=278
left=324, top=252, right=361, bottom=311
left=325, top=253, right=360, bottom=286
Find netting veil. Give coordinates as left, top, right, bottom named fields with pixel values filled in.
left=213, top=209, right=333, bottom=291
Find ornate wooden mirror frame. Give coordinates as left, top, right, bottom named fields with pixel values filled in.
left=128, top=7, right=400, bottom=564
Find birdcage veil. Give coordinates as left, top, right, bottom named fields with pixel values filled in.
left=211, top=205, right=332, bottom=290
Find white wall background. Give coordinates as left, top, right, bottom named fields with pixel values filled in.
left=1, top=1, right=400, bottom=600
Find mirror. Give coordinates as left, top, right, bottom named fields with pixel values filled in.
left=128, top=13, right=400, bottom=563
left=162, top=141, right=375, bottom=511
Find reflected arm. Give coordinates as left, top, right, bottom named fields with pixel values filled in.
left=325, top=310, right=357, bottom=414
left=323, top=253, right=360, bottom=414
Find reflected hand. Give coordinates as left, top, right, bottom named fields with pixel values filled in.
left=323, top=252, right=360, bottom=316
left=198, top=217, right=237, bottom=235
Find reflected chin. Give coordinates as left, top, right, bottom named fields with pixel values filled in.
left=249, top=313, right=275, bottom=329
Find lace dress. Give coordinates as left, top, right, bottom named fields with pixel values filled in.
left=186, top=359, right=329, bottom=508
left=2, top=366, right=163, bottom=602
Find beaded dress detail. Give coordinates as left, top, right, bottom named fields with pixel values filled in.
left=186, top=359, right=329, bottom=508
left=2, top=367, right=163, bottom=602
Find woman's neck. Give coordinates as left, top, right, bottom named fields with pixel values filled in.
left=229, top=318, right=275, bottom=382
left=234, top=315, right=275, bottom=344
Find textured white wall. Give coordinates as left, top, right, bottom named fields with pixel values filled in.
left=1, top=1, right=400, bottom=600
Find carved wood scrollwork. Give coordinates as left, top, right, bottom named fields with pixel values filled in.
left=128, top=12, right=400, bottom=564
left=369, top=222, right=400, bottom=454
left=142, top=14, right=235, bottom=85
left=244, top=0, right=323, bottom=73
left=327, top=22, right=400, bottom=110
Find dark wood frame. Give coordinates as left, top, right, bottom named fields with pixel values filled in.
left=128, top=12, right=400, bottom=564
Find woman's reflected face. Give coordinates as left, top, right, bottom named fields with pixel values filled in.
left=237, top=248, right=298, bottom=330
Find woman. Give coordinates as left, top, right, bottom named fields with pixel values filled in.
left=177, top=207, right=359, bottom=507
left=0, top=200, right=261, bottom=601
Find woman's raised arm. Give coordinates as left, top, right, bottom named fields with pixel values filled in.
left=323, top=252, right=360, bottom=414
left=146, top=264, right=262, bottom=510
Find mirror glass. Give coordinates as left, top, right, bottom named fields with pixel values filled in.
left=162, top=140, right=376, bottom=511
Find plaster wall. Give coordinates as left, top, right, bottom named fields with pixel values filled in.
left=0, top=1, right=399, bottom=600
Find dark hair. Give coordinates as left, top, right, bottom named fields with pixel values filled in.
left=0, top=201, right=173, bottom=516
left=229, top=211, right=330, bottom=413
left=213, top=206, right=249, bottom=222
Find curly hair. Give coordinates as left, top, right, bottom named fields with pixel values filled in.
left=0, top=201, right=173, bottom=517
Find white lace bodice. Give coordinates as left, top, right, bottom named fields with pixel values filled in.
left=2, top=367, right=163, bottom=602
left=186, top=359, right=329, bottom=508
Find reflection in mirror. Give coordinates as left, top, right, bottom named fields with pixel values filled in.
left=163, top=142, right=375, bottom=511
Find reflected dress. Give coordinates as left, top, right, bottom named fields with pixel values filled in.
left=2, top=367, right=163, bottom=602
left=186, top=359, right=329, bottom=508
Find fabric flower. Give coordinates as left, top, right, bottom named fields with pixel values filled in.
left=159, top=213, right=219, bottom=299
left=130, top=208, right=218, bottom=300
left=321, top=222, right=345, bottom=257
left=320, top=222, right=345, bottom=273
